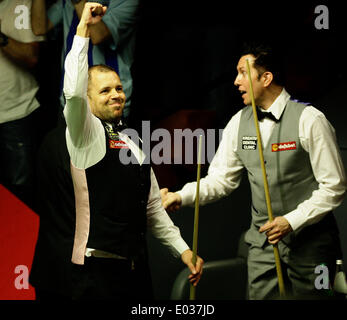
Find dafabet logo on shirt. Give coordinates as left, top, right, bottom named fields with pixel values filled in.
left=272, top=141, right=296, bottom=152
left=109, top=140, right=129, bottom=149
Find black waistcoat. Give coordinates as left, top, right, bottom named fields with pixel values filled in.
left=85, top=125, right=151, bottom=260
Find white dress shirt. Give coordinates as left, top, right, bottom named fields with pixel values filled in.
left=178, top=89, right=347, bottom=232
left=63, top=35, right=189, bottom=258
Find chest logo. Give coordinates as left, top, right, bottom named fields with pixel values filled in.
left=272, top=141, right=296, bottom=152
left=109, top=140, right=129, bottom=149
left=242, top=136, right=257, bottom=150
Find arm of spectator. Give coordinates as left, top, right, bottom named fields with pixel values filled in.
left=31, top=0, right=54, bottom=36
left=1, top=36, right=39, bottom=69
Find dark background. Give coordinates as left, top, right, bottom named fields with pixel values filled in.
left=36, top=1, right=347, bottom=299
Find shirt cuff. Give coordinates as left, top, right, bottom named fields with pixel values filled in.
left=283, top=209, right=304, bottom=232
left=171, top=238, right=190, bottom=257
left=177, top=186, right=196, bottom=207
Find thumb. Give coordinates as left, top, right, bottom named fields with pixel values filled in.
left=187, top=261, right=197, bottom=275
left=181, top=250, right=197, bottom=274
left=160, top=188, right=168, bottom=195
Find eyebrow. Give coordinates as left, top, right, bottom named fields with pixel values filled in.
left=99, top=86, right=111, bottom=92
left=99, top=84, right=123, bottom=91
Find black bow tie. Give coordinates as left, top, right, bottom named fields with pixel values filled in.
left=256, top=108, right=278, bottom=122
left=103, top=120, right=128, bottom=140
left=112, top=121, right=127, bottom=132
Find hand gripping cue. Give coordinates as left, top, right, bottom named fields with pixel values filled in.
left=245, top=59, right=286, bottom=297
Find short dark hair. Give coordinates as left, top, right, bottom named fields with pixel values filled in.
left=88, top=64, right=118, bottom=80
left=241, top=41, right=285, bottom=86
left=87, top=64, right=119, bottom=93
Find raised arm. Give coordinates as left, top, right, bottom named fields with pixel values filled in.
left=63, top=2, right=107, bottom=166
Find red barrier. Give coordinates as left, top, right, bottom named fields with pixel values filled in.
left=0, top=185, right=38, bottom=300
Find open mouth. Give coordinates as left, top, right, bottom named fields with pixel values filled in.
left=240, top=90, right=247, bottom=98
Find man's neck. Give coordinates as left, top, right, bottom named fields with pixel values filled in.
left=259, top=86, right=283, bottom=110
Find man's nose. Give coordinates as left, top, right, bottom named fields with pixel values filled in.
left=110, top=88, right=120, bottom=99
left=234, top=74, right=240, bottom=87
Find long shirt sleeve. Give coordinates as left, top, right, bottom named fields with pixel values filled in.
left=177, top=111, right=245, bottom=207
left=284, top=106, right=347, bottom=230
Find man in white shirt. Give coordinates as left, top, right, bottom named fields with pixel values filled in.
left=30, top=2, right=203, bottom=300
left=161, top=42, right=347, bottom=299
left=0, top=0, right=44, bottom=206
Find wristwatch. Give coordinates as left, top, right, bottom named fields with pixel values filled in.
left=0, top=32, right=8, bottom=47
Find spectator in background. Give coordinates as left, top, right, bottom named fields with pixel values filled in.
left=31, top=0, right=139, bottom=120
left=0, top=0, right=44, bottom=207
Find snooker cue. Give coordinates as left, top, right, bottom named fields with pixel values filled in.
left=245, top=58, right=286, bottom=297
left=189, top=134, right=203, bottom=300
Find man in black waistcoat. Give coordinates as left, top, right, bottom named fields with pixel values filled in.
left=29, top=2, right=203, bottom=300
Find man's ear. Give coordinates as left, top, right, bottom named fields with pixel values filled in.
left=262, top=71, right=273, bottom=87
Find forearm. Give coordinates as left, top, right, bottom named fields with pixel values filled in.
left=284, top=183, right=346, bottom=231
left=64, top=3, right=105, bottom=149
left=31, top=0, right=49, bottom=35
left=178, top=169, right=242, bottom=207
left=178, top=139, right=244, bottom=206
left=1, top=38, right=39, bottom=69
left=147, top=169, right=190, bottom=257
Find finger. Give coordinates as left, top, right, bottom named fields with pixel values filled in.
left=268, top=232, right=280, bottom=241
left=269, top=238, right=280, bottom=245
left=91, top=6, right=104, bottom=17
left=195, top=258, right=204, bottom=273
left=161, top=188, right=169, bottom=195
left=260, top=221, right=275, bottom=233
left=259, top=222, right=268, bottom=233
left=259, top=224, right=270, bottom=233
left=162, top=199, right=170, bottom=209
left=189, top=274, right=201, bottom=286
left=266, top=227, right=279, bottom=237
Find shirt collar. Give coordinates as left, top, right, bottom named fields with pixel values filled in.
left=105, top=119, right=123, bottom=128
left=264, top=88, right=290, bottom=120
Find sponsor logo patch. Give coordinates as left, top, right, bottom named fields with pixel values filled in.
left=242, top=136, right=257, bottom=150
left=109, top=140, right=129, bottom=149
left=272, top=141, right=296, bottom=152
